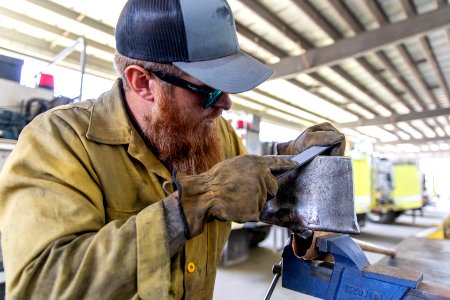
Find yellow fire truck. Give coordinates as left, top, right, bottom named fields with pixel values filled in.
left=369, top=158, right=423, bottom=224
left=352, top=157, right=372, bottom=227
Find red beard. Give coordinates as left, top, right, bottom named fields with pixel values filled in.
left=143, top=93, right=224, bottom=175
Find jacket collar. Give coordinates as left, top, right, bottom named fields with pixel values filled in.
left=86, top=79, right=132, bottom=145
left=86, top=79, right=171, bottom=180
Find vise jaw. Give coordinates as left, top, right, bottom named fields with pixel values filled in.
left=281, top=234, right=450, bottom=300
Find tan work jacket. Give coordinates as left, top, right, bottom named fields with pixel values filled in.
left=0, top=79, right=247, bottom=299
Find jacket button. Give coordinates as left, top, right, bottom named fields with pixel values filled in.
left=187, top=262, right=196, bottom=273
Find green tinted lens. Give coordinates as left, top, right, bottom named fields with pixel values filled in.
left=203, top=90, right=223, bottom=108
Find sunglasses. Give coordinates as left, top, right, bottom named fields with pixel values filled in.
left=150, top=70, right=223, bottom=109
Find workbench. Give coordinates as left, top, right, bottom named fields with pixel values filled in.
left=376, top=236, right=450, bottom=288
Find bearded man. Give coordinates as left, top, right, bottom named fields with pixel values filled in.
left=0, top=0, right=344, bottom=299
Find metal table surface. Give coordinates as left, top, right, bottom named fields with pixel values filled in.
left=376, top=236, right=450, bottom=288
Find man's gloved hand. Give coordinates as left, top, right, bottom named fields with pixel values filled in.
left=174, top=155, right=298, bottom=239
left=277, top=122, right=345, bottom=156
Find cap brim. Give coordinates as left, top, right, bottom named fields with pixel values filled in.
left=173, top=51, right=273, bottom=93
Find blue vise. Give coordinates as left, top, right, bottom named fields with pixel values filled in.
left=281, top=234, right=450, bottom=300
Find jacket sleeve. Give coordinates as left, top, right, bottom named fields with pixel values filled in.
left=0, top=113, right=171, bottom=299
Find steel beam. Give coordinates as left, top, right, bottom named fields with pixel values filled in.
left=364, top=0, right=389, bottom=26
left=396, top=44, right=440, bottom=108
left=376, top=135, right=450, bottom=145
left=235, top=22, right=286, bottom=58
left=425, top=119, right=446, bottom=136
left=392, top=124, right=412, bottom=139
left=375, top=50, right=427, bottom=110
left=419, top=37, right=450, bottom=104
left=356, top=56, right=415, bottom=112
left=400, top=0, right=416, bottom=17
left=286, top=79, right=362, bottom=116
left=339, top=107, right=450, bottom=128
left=292, top=0, right=341, bottom=40
left=232, top=93, right=320, bottom=124
left=407, top=122, right=426, bottom=138
left=229, top=101, right=297, bottom=129
left=26, top=0, right=115, bottom=35
left=252, top=88, right=333, bottom=123
left=0, top=6, right=115, bottom=55
left=270, top=6, right=450, bottom=79
left=331, top=65, right=395, bottom=114
left=239, top=0, right=312, bottom=49
left=230, top=97, right=311, bottom=130
left=308, top=73, right=379, bottom=116
left=327, top=0, right=364, bottom=35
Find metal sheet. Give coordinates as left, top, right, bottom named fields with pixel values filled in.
left=260, top=155, right=359, bottom=235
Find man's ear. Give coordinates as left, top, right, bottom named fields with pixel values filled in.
left=124, top=65, right=156, bottom=101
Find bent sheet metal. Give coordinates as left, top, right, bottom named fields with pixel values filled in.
left=260, top=150, right=359, bottom=235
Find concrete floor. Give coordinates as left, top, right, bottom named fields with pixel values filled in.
left=213, top=199, right=450, bottom=300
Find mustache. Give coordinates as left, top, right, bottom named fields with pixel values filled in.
left=205, top=108, right=222, bottom=120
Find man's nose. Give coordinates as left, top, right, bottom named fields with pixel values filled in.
left=212, top=93, right=232, bottom=111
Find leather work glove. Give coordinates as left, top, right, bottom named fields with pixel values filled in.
left=277, top=122, right=345, bottom=156
left=174, top=155, right=298, bottom=239
left=292, top=231, right=333, bottom=261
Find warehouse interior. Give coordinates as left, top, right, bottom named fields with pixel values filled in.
left=0, top=0, right=450, bottom=299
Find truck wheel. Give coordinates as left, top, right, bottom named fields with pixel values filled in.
left=368, top=210, right=397, bottom=224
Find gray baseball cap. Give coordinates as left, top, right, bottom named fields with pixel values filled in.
left=115, top=0, right=273, bottom=93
